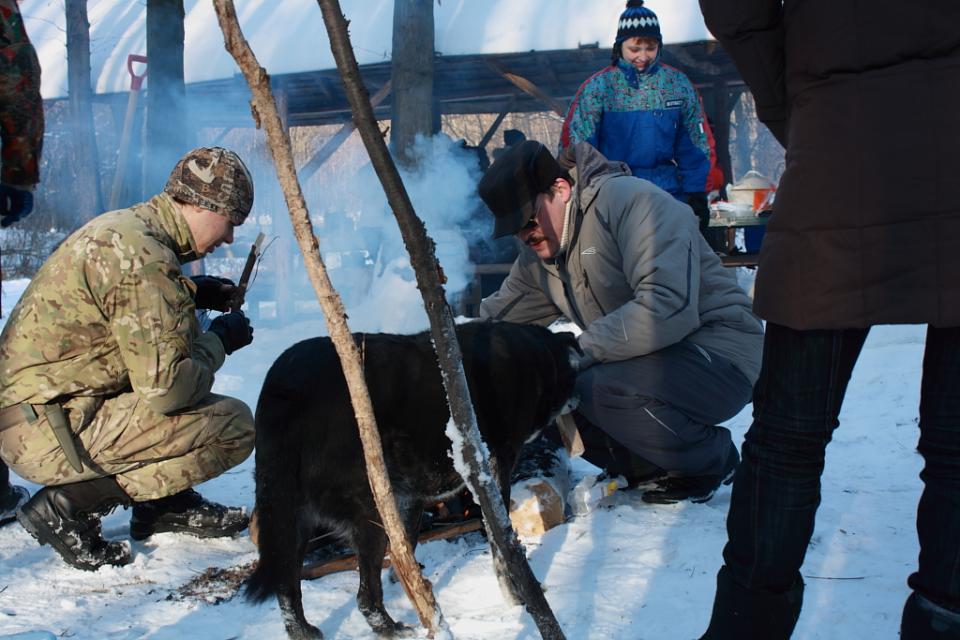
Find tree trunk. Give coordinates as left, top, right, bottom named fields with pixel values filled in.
left=145, top=0, right=188, bottom=196
left=316, top=1, right=565, bottom=638
left=65, top=0, right=104, bottom=223
left=390, top=0, right=435, bottom=169
left=211, top=1, right=448, bottom=637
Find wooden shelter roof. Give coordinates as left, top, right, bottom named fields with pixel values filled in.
left=180, top=39, right=743, bottom=129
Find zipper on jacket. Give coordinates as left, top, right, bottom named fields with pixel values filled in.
left=556, top=258, right=588, bottom=328
left=582, top=270, right=608, bottom=316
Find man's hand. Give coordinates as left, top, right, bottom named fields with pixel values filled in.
left=208, top=311, right=254, bottom=355
left=191, top=275, right=237, bottom=312
left=0, top=184, right=34, bottom=227
left=685, top=192, right=710, bottom=232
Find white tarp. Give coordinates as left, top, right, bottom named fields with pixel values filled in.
left=19, top=0, right=712, bottom=99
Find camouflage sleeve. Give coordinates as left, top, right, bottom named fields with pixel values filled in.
left=0, top=33, right=43, bottom=186
left=105, top=262, right=226, bottom=415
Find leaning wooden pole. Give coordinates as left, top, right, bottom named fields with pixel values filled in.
left=211, top=2, right=447, bottom=637
left=315, top=1, right=565, bottom=638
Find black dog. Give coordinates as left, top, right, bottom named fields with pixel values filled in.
left=246, top=321, right=580, bottom=639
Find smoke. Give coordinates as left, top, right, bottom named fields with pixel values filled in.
left=309, top=133, right=487, bottom=334
left=203, top=129, right=491, bottom=338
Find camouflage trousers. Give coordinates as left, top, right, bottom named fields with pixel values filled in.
left=0, top=392, right=254, bottom=501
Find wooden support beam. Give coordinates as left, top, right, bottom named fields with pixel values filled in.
left=298, top=80, right=392, bottom=181
left=710, top=80, right=734, bottom=195
left=300, top=520, right=483, bottom=580
left=487, top=60, right=568, bottom=117
left=476, top=95, right=516, bottom=151
left=536, top=53, right=561, bottom=89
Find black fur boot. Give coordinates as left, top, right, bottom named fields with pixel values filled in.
left=17, top=476, right=132, bottom=571
left=129, top=488, right=247, bottom=541
left=700, top=565, right=804, bottom=639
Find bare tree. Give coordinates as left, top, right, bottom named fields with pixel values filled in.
left=390, top=0, right=436, bottom=168
left=212, top=0, right=450, bottom=636
left=145, top=0, right=189, bottom=195
left=317, top=1, right=565, bottom=637
left=65, top=0, right=103, bottom=222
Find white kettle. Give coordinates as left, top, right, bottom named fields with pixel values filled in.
left=727, top=171, right=776, bottom=211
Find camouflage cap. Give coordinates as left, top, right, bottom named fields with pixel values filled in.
left=163, top=147, right=254, bottom=225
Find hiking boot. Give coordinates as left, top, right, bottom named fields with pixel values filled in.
left=17, top=477, right=132, bottom=571
left=642, top=442, right=740, bottom=505
left=0, top=484, right=29, bottom=526
left=620, top=465, right=668, bottom=489
left=129, top=488, right=248, bottom=541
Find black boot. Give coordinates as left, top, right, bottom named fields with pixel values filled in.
left=17, top=477, right=132, bottom=571
left=902, top=592, right=960, bottom=639
left=643, top=442, right=740, bottom=504
left=129, top=488, right=248, bottom=541
left=700, top=565, right=804, bottom=639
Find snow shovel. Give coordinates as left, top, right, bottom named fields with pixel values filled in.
left=108, top=54, right=148, bottom=211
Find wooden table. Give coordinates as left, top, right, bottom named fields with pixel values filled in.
left=708, top=213, right=769, bottom=268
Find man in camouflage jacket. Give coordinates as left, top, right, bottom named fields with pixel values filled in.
left=0, top=0, right=44, bottom=526
left=0, top=147, right=257, bottom=571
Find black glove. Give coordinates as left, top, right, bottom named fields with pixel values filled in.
left=684, top=192, right=709, bottom=232
left=208, top=311, right=253, bottom=355
left=0, top=183, right=34, bottom=228
left=191, top=275, right=237, bottom=311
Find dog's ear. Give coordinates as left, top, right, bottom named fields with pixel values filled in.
left=554, top=331, right=583, bottom=355
left=547, top=331, right=584, bottom=374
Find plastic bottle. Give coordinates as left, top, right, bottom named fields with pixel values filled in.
left=567, top=474, right=626, bottom=516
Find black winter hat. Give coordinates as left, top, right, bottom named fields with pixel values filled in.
left=479, top=140, right=572, bottom=239
left=615, top=0, right=661, bottom=45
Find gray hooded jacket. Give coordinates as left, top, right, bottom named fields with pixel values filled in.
left=480, top=142, right=763, bottom=383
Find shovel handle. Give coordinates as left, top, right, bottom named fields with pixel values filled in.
left=127, top=54, right=148, bottom=91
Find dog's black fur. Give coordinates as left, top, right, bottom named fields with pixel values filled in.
left=246, top=321, right=580, bottom=639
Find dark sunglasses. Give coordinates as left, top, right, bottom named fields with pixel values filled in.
left=520, top=196, right=544, bottom=232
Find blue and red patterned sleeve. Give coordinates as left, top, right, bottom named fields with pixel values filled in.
left=673, top=73, right=711, bottom=194
left=561, top=68, right=610, bottom=151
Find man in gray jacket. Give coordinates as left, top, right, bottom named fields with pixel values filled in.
left=479, top=140, right=763, bottom=503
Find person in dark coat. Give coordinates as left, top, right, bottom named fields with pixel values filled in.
left=0, top=0, right=43, bottom=527
left=697, top=0, right=960, bottom=638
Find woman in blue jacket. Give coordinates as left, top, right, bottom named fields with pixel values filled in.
left=561, top=0, right=712, bottom=224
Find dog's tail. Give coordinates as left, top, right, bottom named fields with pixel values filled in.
left=244, top=384, right=306, bottom=604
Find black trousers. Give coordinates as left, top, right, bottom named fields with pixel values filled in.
left=721, top=323, right=960, bottom=617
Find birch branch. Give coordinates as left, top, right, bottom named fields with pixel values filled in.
left=212, top=1, right=446, bottom=636
left=315, top=1, right=565, bottom=637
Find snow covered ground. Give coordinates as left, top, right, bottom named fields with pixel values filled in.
left=0, top=274, right=927, bottom=639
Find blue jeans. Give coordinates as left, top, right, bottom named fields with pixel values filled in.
left=722, top=322, right=960, bottom=612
